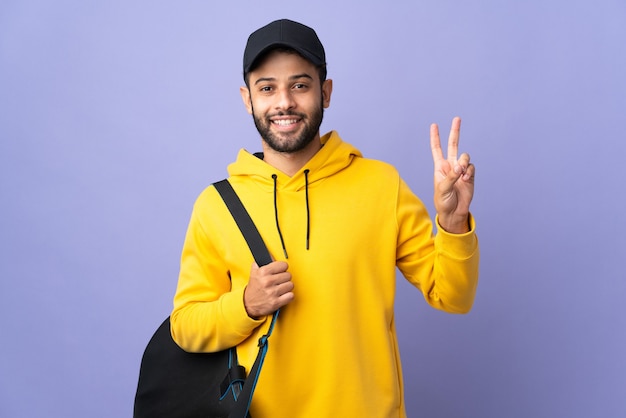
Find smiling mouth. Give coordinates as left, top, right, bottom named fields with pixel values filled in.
left=272, top=118, right=300, bottom=126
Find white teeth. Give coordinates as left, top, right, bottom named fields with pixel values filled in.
left=273, top=119, right=298, bottom=126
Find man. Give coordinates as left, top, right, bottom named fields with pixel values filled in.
left=171, top=19, right=479, bottom=417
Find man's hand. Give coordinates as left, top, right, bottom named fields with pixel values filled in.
left=430, top=117, right=475, bottom=234
left=244, top=261, right=294, bottom=318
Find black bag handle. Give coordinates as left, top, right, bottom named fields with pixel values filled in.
left=214, top=179, right=272, bottom=267
left=213, top=179, right=279, bottom=418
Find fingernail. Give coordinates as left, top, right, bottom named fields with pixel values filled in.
left=454, top=165, right=462, bottom=174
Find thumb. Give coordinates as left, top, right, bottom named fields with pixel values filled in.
left=438, top=163, right=464, bottom=193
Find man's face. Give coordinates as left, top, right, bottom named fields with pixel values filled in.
left=241, top=50, right=332, bottom=153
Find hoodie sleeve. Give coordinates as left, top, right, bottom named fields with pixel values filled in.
left=395, top=178, right=480, bottom=314
left=170, top=188, right=266, bottom=352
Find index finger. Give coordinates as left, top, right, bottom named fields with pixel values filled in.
left=430, top=123, right=444, bottom=162
left=257, top=260, right=289, bottom=275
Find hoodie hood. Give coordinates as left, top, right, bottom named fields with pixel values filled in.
left=227, top=131, right=361, bottom=256
left=227, top=131, right=362, bottom=190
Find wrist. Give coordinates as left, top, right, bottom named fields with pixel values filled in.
left=437, top=213, right=471, bottom=234
left=243, top=286, right=261, bottom=319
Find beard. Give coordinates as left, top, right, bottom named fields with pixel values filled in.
left=252, top=100, right=324, bottom=153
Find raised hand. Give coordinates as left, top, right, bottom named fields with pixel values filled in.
left=430, top=117, right=475, bottom=234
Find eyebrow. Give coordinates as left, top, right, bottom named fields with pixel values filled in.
left=254, top=73, right=314, bottom=86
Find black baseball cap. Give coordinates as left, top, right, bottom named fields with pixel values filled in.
left=243, top=19, right=326, bottom=75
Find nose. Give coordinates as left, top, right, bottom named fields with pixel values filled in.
left=275, top=88, right=296, bottom=111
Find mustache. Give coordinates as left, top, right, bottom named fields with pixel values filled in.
left=267, top=111, right=306, bottom=118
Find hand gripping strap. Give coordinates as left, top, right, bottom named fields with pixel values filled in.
left=213, top=179, right=279, bottom=418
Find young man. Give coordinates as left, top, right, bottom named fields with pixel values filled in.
left=171, top=19, right=479, bottom=417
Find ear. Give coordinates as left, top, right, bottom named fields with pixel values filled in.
left=321, top=79, right=333, bottom=109
left=240, top=86, right=253, bottom=114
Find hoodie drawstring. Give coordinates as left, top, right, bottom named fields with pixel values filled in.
left=304, top=169, right=310, bottom=250
left=272, top=174, right=288, bottom=259
left=271, top=171, right=312, bottom=257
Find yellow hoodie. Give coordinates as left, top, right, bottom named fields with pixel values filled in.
left=171, top=131, right=479, bottom=417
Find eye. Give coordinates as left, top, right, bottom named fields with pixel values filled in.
left=259, top=85, right=273, bottom=93
left=293, top=83, right=308, bottom=90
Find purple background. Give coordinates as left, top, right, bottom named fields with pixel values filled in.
left=1, top=1, right=625, bottom=417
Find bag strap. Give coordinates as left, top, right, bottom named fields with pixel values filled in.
left=213, top=179, right=279, bottom=418
left=214, top=179, right=272, bottom=267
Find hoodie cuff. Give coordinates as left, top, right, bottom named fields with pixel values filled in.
left=221, top=286, right=267, bottom=337
left=434, top=213, right=478, bottom=258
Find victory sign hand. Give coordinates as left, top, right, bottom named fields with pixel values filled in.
left=430, top=117, right=475, bottom=234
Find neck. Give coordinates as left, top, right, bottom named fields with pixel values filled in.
left=261, top=136, right=322, bottom=177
